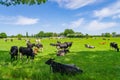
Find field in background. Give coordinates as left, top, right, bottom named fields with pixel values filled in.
left=0, top=37, right=120, bottom=80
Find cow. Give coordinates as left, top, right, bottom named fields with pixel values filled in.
left=19, top=47, right=35, bottom=62
left=85, top=44, right=95, bottom=49
left=57, top=41, right=61, bottom=44
left=35, top=39, right=41, bottom=43
left=9, top=46, right=18, bottom=61
left=35, top=43, right=43, bottom=52
left=10, top=38, right=13, bottom=42
left=56, top=43, right=68, bottom=50
left=50, top=42, right=72, bottom=50
left=110, top=42, right=119, bottom=52
left=26, top=42, right=35, bottom=48
left=45, top=58, right=83, bottom=75
left=99, top=42, right=106, bottom=45
left=4, top=38, right=7, bottom=42
left=64, top=42, right=72, bottom=49
left=57, top=49, right=69, bottom=56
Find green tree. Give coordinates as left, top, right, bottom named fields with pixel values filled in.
left=44, top=32, right=53, bottom=37
left=85, top=33, right=89, bottom=38
left=17, top=34, right=23, bottom=40
left=52, top=33, right=58, bottom=37
left=0, top=32, right=7, bottom=38
left=64, top=29, right=74, bottom=36
left=104, top=33, right=111, bottom=37
left=112, top=32, right=116, bottom=37
left=26, top=32, right=29, bottom=37
left=101, top=33, right=105, bottom=37
left=0, top=0, right=47, bottom=6
left=37, top=31, right=44, bottom=37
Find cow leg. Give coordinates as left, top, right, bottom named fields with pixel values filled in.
left=11, top=55, right=14, bottom=62
left=26, top=56, right=29, bottom=63
left=117, top=48, right=119, bottom=52
left=20, top=53, right=23, bottom=60
left=16, top=56, right=18, bottom=60
left=15, top=55, right=18, bottom=60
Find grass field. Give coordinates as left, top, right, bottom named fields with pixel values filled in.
left=0, top=37, right=120, bottom=80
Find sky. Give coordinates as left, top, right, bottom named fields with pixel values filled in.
left=0, top=0, right=120, bottom=36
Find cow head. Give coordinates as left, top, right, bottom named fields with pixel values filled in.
left=45, top=58, right=55, bottom=65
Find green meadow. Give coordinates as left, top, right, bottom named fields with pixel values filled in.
left=0, top=37, right=120, bottom=80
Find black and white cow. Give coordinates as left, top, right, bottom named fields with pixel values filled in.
left=19, top=47, right=35, bottom=62
left=110, top=42, right=119, bottom=52
left=50, top=42, right=73, bottom=50
left=9, top=46, right=18, bottom=61
left=84, top=44, right=95, bottom=49
left=45, top=58, right=83, bottom=75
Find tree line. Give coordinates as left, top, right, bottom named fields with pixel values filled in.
left=0, top=29, right=120, bottom=38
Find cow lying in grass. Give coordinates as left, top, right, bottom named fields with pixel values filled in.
left=45, top=58, right=83, bottom=75
left=57, top=49, right=69, bottom=56
left=10, top=46, right=18, bottom=61
left=85, top=44, right=95, bottom=49
left=110, top=42, right=119, bottom=52
left=99, top=42, right=106, bottom=45
left=19, top=47, right=35, bottom=62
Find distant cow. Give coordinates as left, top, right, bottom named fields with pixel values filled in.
left=35, top=39, right=41, bottom=43
left=110, top=42, right=119, bottom=52
left=64, top=42, right=73, bottom=48
left=99, top=42, right=106, bottom=45
left=35, top=43, right=43, bottom=52
left=57, top=41, right=61, bottom=44
left=45, top=58, right=83, bottom=75
left=50, top=42, right=73, bottom=50
left=57, top=49, right=69, bottom=56
left=26, top=42, right=35, bottom=48
left=10, top=38, right=13, bottom=42
left=10, top=46, right=18, bottom=61
left=85, top=44, right=95, bottom=49
left=4, top=38, right=7, bottom=42
left=19, top=47, right=35, bottom=62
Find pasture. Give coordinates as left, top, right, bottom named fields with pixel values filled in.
left=0, top=37, right=120, bottom=80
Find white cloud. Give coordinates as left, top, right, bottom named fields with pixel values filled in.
left=0, top=15, right=39, bottom=25
left=66, top=18, right=118, bottom=31
left=86, top=20, right=118, bottom=31
left=69, top=18, right=84, bottom=28
left=94, top=1, right=120, bottom=19
left=50, top=0, right=96, bottom=9
left=15, top=16, right=39, bottom=25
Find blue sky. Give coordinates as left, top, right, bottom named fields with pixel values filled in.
left=0, top=0, right=120, bottom=36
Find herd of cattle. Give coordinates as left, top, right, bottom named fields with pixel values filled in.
left=8, top=38, right=119, bottom=75
left=10, top=40, right=43, bottom=62
left=9, top=40, right=83, bottom=75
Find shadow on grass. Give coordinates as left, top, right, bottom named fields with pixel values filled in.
left=43, top=50, right=120, bottom=80
left=0, top=50, right=10, bottom=62
left=0, top=50, right=120, bottom=80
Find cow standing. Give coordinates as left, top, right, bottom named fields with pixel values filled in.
left=10, top=46, right=18, bottom=61
left=110, top=42, right=119, bottom=52
left=19, top=47, right=35, bottom=62
left=50, top=41, right=72, bottom=50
